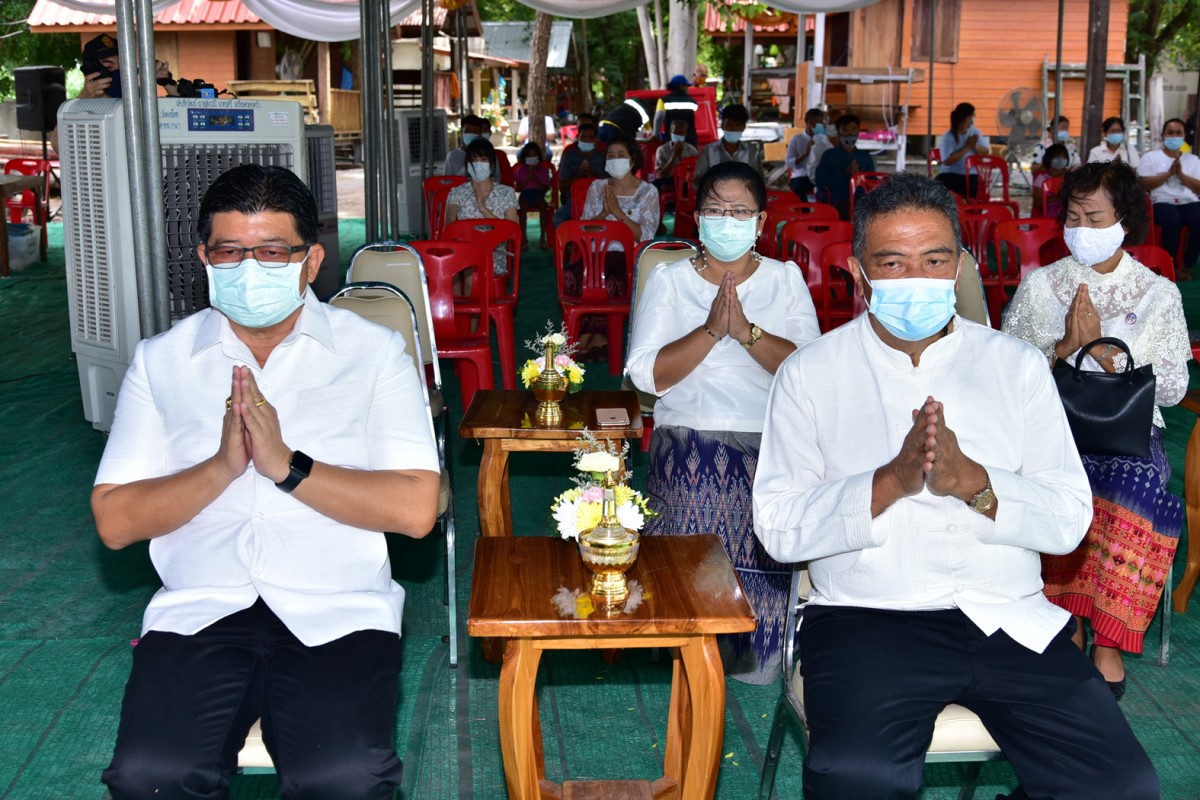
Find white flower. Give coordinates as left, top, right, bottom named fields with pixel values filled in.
left=616, top=501, right=646, bottom=532
left=576, top=452, right=621, bottom=474
left=552, top=495, right=582, bottom=540
left=544, top=332, right=566, bottom=347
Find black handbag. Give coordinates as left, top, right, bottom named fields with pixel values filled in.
left=1052, top=337, right=1156, bottom=458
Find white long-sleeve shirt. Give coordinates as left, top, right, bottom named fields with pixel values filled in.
left=626, top=255, right=820, bottom=432
left=753, top=315, right=1093, bottom=653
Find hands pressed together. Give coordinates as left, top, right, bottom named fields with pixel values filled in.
left=876, top=396, right=989, bottom=512
left=215, top=365, right=292, bottom=485
left=703, top=271, right=752, bottom=344
left=1054, top=284, right=1102, bottom=362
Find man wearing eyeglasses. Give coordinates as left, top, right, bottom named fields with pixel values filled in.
left=93, top=164, right=440, bottom=799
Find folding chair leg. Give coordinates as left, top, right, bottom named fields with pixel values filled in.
left=1160, top=559, right=1172, bottom=667
left=444, top=502, right=457, bottom=669
left=757, top=695, right=791, bottom=800
left=956, top=762, right=982, bottom=800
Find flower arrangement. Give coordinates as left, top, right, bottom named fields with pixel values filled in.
left=549, top=431, right=656, bottom=541
left=521, top=322, right=585, bottom=392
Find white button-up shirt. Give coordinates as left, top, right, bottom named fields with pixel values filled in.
left=1138, top=149, right=1200, bottom=205
left=95, top=292, right=440, bottom=646
left=626, top=256, right=821, bottom=432
left=753, top=315, right=1092, bottom=653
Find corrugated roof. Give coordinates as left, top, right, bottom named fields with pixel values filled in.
left=480, top=21, right=571, bottom=69
left=29, top=0, right=264, bottom=28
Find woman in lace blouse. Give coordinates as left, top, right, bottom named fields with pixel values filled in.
left=1003, top=162, right=1190, bottom=700
left=445, top=138, right=518, bottom=277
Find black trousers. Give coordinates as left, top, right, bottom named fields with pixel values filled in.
left=789, top=176, right=814, bottom=202
left=799, top=606, right=1158, bottom=800
left=1153, top=201, right=1200, bottom=273
left=102, top=599, right=404, bottom=800
left=935, top=171, right=979, bottom=198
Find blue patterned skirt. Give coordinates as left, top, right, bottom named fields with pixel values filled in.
left=644, top=425, right=787, bottom=684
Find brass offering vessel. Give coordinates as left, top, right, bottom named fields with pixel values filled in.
left=577, top=473, right=640, bottom=610
left=531, top=340, right=568, bottom=427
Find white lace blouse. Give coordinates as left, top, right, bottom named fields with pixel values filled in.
left=1001, top=251, right=1191, bottom=428
left=581, top=178, right=660, bottom=246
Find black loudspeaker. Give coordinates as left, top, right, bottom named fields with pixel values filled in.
left=15, top=66, right=67, bottom=132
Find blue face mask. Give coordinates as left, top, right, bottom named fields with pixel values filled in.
left=723, top=130, right=742, bottom=144
left=671, top=133, right=686, bottom=143
left=1055, top=129, right=1070, bottom=142
left=206, top=257, right=307, bottom=328
left=1106, top=132, right=1125, bottom=146
left=813, top=123, right=826, bottom=136
left=699, top=215, right=759, bottom=262
left=862, top=269, right=959, bottom=342
left=1165, top=136, right=1186, bottom=152
left=578, top=141, right=595, bottom=152
left=461, top=132, right=478, bottom=146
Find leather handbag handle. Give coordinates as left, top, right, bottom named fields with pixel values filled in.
left=1071, top=337, right=1134, bottom=375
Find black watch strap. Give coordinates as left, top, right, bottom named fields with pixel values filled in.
left=275, top=450, right=313, bottom=494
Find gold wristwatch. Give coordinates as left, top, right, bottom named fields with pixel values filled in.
left=967, top=475, right=997, bottom=515
left=742, top=324, right=763, bottom=349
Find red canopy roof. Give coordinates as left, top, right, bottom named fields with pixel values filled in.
left=29, top=0, right=264, bottom=29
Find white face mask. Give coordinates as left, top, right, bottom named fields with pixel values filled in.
left=606, top=158, right=632, bottom=179
left=206, top=257, right=307, bottom=329
left=1063, top=220, right=1125, bottom=267
left=467, top=162, right=492, bottom=182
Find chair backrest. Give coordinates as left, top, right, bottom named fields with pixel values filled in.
left=779, top=219, right=854, bottom=285
left=442, top=218, right=523, bottom=302
left=626, top=239, right=700, bottom=367
left=408, top=240, right=492, bottom=344
left=957, top=202, right=1015, bottom=267
left=965, top=154, right=1010, bottom=202
left=766, top=189, right=794, bottom=207
left=848, top=171, right=889, bottom=217
left=639, top=140, right=660, bottom=182
left=346, top=242, right=440, bottom=385
left=1143, top=194, right=1160, bottom=247
left=1125, top=244, right=1177, bottom=281
left=819, top=240, right=862, bottom=329
left=759, top=201, right=840, bottom=258
left=423, top=175, right=469, bottom=238
left=494, top=149, right=514, bottom=186
left=543, top=161, right=561, bottom=208
left=1040, top=175, right=1065, bottom=218
left=994, top=218, right=1064, bottom=280
left=571, top=176, right=599, bottom=220
left=672, top=156, right=700, bottom=239
left=927, top=147, right=941, bottom=177
left=554, top=220, right=637, bottom=304
left=955, top=249, right=991, bottom=326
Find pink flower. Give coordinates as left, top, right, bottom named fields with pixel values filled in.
left=555, top=354, right=571, bottom=367
left=581, top=486, right=604, bottom=502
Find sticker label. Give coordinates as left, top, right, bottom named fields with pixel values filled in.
left=269, top=111, right=289, bottom=127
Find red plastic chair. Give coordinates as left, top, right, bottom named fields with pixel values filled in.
left=423, top=175, right=468, bottom=239
left=495, top=149, right=514, bottom=186
left=1126, top=244, right=1177, bottom=281
left=927, top=147, right=941, bottom=177
left=442, top=218, right=523, bottom=389
left=1040, top=176, right=1065, bottom=218
left=779, top=219, right=854, bottom=331
left=990, top=218, right=1064, bottom=325
left=672, top=156, right=699, bottom=239
left=848, top=171, right=889, bottom=218
left=640, top=140, right=660, bottom=182
left=957, top=203, right=1015, bottom=270
left=571, top=176, right=599, bottom=221
left=408, top=240, right=494, bottom=410
left=819, top=240, right=863, bottom=330
left=964, top=154, right=1020, bottom=217
left=758, top=201, right=839, bottom=258
left=554, top=220, right=637, bottom=376
left=4, top=158, right=50, bottom=260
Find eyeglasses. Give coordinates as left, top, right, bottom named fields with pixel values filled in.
left=205, top=244, right=311, bottom=269
left=698, top=207, right=761, bottom=221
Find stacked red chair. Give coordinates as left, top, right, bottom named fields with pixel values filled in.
left=554, top=220, right=637, bottom=376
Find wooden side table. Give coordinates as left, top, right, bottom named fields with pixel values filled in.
left=467, top=535, right=756, bottom=800
left=1174, top=389, right=1200, bottom=613
left=459, top=389, right=642, bottom=537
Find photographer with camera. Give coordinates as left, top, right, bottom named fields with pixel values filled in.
left=79, top=34, right=181, bottom=99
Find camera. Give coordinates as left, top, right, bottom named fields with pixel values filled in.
left=177, top=79, right=217, bottom=99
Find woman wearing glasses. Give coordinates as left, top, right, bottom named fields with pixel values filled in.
left=626, top=162, right=821, bottom=684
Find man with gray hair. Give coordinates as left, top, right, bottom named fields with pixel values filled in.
left=753, top=173, right=1158, bottom=798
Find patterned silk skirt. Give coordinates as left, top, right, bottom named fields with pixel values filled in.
left=644, top=425, right=787, bottom=684
left=1042, top=427, right=1182, bottom=654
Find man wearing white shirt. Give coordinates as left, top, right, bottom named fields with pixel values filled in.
left=753, top=173, right=1157, bottom=799
left=95, top=165, right=441, bottom=799
left=785, top=107, right=826, bottom=200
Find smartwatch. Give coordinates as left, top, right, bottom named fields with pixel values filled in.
left=275, top=450, right=313, bottom=494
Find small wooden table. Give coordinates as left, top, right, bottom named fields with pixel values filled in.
left=0, top=172, right=46, bottom=277
left=459, top=389, right=642, bottom=537
left=468, top=535, right=756, bottom=800
left=1174, top=389, right=1200, bottom=613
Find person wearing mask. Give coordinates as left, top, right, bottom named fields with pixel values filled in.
left=652, top=74, right=698, bottom=145
left=553, top=122, right=607, bottom=226
left=513, top=141, right=553, bottom=246
left=627, top=161, right=819, bottom=684
left=1138, top=117, right=1200, bottom=278
left=936, top=102, right=990, bottom=198
left=445, top=138, right=518, bottom=277
left=1004, top=161, right=1189, bottom=702
left=785, top=108, right=827, bottom=201
left=754, top=172, right=1158, bottom=800
left=814, top=113, right=875, bottom=220
left=1087, top=117, right=1140, bottom=168
left=1032, top=143, right=1072, bottom=218
left=445, top=114, right=486, bottom=177
left=694, top=103, right=762, bottom=185
left=1032, top=116, right=1081, bottom=177
left=79, top=33, right=180, bottom=99
left=654, top=119, right=699, bottom=191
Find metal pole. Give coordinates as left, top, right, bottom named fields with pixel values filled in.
left=1054, top=0, right=1065, bottom=126
left=927, top=0, right=935, bottom=153
left=743, top=21, right=754, bottom=107
left=113, top=0, right=157, bottom=338
left=134, top=0, right=168, bottom=333
left=361, top=0, right=379, bottom=242
left=796, top=12, right=806, bottom=122
left=420, top=0, right=434, bottom=237
left=380, top=0, right=397, bottom=238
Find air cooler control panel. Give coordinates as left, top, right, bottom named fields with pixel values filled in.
left=187, top=108, right=254, bottom=132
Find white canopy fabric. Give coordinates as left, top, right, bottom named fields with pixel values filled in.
left=50, top=0, right=177, bottom=12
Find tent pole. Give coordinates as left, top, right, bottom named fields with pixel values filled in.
left=134, top=0, right=168, bottom=332
left=926, top=0, right=934, bottom=155
left=360, top=0, right=379, bottom=241
left=380, top=0, right=398, bottom=238
left=743, top=20, right=754, bottom=106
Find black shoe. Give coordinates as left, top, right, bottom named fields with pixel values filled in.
left=1107, top=678, right=1127, bottom=702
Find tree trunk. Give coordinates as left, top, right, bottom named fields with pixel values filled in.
left=1080, top=0, right=1110, bottom=158
left=579, top=18, right=593, bottom=115
left=637, top=5, right=662, bottom=89
left=653, top=0, right=666, bottom=89
left=527, top=11, right=553, bottom=149
left=666, top=0, right=697, bottom=79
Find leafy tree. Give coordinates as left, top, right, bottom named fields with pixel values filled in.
left=1127, top=0, right=1200, bottom=77
left=0, top=0, right=81, bottom=97
left=475, top=0, right=534, bottom=22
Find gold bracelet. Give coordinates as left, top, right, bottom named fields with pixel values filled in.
left=703, top=324, right=720, bottom=340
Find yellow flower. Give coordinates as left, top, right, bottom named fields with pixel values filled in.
left=614, top=484, right=635, bottom=505
left=575, top=501, right=602, bottom=532
left=567, top=365, right=584, bottom=385
left=520, top=360, right=541, bottom=388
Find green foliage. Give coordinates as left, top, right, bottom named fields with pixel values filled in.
left=475, top=0, right=535, bottom=22
left=582, top=9, right=643, bottom=100
left=1127, top=0, right=1200, bottom=76
left=0, top=0, right=81, bottom=98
